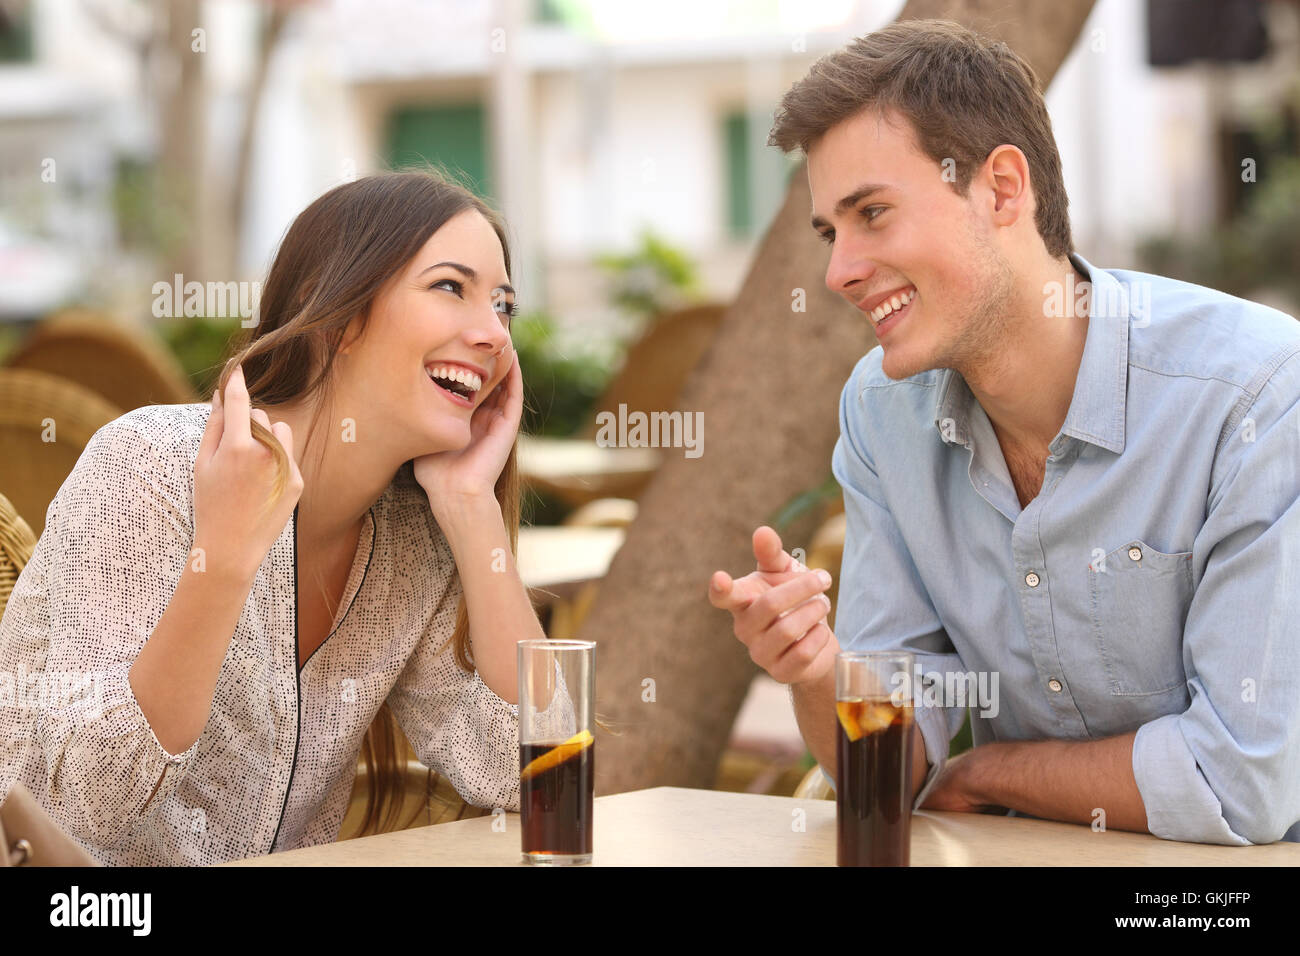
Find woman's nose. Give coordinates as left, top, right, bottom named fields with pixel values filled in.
left=469, top=304, right=511, bottom=353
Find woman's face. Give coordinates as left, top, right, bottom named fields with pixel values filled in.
left=339, top=208, right=515, bottom=458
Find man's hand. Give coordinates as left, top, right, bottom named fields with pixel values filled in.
left=916, top=748, right=1004, bottom=814
left=709, top=525, right=839, bottom=684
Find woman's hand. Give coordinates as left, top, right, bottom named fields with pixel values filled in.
left=194, top=364, right=305, bottom=582
left=413, top=346, right=522, bottom=511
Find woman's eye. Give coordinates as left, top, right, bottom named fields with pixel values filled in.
left=430, top=278, right=463, bottom=295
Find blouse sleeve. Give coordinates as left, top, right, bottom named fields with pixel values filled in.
left=386, top=537, right=521, bottom=813
left=0, top=413, right=201, bottom=847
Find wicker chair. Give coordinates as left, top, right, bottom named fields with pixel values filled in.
left=4, top=309, right=198, bottom=412
left=524, top=304, right=725, bottom=508
left=336, top=760, right=493, bottom=840
left=578, top=303, right=725, bottom=442
left=542, top=497, right=638, bottom=640
left=0, top=490, right=37, bottom=617
left=793, top=765, right=834, bottom=799
left=0, top=369, right=124, bottom=538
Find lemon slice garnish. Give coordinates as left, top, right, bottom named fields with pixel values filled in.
left=520, top=729, right=594, bottom=781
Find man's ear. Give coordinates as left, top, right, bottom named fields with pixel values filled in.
left=983, top=144, right=1032, bottom=228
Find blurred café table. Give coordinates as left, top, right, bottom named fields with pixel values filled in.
left=516, top=525, right=625, bottom=599
left=517, top=435, right=661, bottom=507
left=221, top=787, right=1300, bottom=867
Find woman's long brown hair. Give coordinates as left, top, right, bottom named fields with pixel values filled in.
left=209, top=169, right=523, bottom=837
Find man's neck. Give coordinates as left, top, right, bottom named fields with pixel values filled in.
left=959, top=257, right=1091, bottom=453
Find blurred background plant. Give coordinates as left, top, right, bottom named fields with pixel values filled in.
left=1139, top=99, right=1300, bottom=311
left=596, top=230, right=704, bottom=341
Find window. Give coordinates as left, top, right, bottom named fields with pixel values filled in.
left=385, top=103, right=492, bottom=200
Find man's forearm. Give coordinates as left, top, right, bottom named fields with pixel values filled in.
left=963, top=730, right=1149, bottom=832
left=791, top=667, right=929, bottom=796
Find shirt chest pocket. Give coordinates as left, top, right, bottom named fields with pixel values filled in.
left=1088, top=540, right=1193, bottom=697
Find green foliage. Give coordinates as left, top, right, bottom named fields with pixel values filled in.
left=595, top=231, right=702, bottom=324
left=157, top=316, right=243, bottom=395
left=512, top=311, right=614, bottom=437
left=949, top=710, right=973, bottom=758
left=112, top=157, right=189, bottom=255
left=1138, top=123, right=1300, bottom=307
left=769, top=471, right=841, bottom=534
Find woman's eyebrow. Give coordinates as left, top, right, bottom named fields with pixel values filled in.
left=418, top=260, right=515, bottom=294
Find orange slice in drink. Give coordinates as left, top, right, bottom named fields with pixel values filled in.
left=520, top=729, right=594, bottom=781
left=836, top=700, right=900, bottom=741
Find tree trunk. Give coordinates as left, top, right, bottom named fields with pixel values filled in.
left=158, top=0, right=204, bottom=283
left=581, top=0, right=1098, bottom=794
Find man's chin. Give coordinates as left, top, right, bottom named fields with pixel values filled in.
left=879, top=346, right=934, bottom=381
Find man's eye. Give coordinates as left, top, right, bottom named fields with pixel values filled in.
left=861, top=205, right=886, bottom=222
left=817, top=231, right=835, bottom=245
left=431, top=278, right=463, bottom=295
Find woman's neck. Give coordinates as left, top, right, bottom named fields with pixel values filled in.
left=260, top=397, right=401, bottom=551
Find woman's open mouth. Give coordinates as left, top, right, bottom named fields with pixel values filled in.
left=425, top=364, right=480, bottom=408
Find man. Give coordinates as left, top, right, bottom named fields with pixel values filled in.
left=709, top=19, right=1299, bottom=845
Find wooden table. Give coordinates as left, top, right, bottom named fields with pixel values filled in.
left=517, top=525, right=625, bottom=594
left=222, top=787, right=1300, bottom=866
left=517, top=435, right=661, bottom=506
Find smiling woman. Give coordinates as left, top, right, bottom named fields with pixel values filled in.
left=0, top=170, right=544, bottom=864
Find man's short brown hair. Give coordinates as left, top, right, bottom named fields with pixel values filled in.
left=769, top=19, right=1073, bottom=259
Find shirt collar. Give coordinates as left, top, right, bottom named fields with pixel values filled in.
left=933, top=251, right=1129, bottom=455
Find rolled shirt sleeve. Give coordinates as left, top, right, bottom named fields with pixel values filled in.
left=0, top=416, right=201, bottom=847
left=829, top=364, right=970, bottom=809
left=1132, top=350, right=1300, bottom=845
left=387, top=544, right=521, bottom=813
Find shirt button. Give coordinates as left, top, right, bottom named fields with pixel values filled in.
left=1048, top=679, right=1063, bottom=692
left=1025, top=571, right=1040, bottom=587
left=1128, top=546, right=1142, bottom=561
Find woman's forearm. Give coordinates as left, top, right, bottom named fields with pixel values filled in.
left=129, top=552, right=257, bottom=755
left=434, top=495, right=544, bottom=704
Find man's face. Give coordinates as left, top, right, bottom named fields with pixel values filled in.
left=808, top=108, right=1015, bottom=380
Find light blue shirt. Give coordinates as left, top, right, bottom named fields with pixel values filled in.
left=829, top=252, right=1300, bottom=845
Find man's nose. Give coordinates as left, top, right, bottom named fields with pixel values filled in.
left=824, top=238, right=876, bottom=301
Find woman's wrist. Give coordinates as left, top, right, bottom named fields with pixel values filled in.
left=430, top=493, right=503, bottom=540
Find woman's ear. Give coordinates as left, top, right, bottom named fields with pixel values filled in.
left=339, top=313, right=366, bottom=355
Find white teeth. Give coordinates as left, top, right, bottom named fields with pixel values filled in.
left=870, top=288, right=915, bottom=324
left=426, top=365, right=482, bottom=393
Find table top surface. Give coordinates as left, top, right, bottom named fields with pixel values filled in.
left=516, top=525, right=625, bottom=590
left=517, top=436, right=661, bottom=480
left=222, top=787, right=1300, bottom=867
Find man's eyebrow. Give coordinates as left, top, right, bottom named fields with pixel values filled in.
left=418, top=260, right=515, bottom=295
left=810, top=183, right=891, bottom=231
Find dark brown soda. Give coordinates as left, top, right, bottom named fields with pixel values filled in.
left=519, top=741, right=594, bottom=858
left=836, top=698, right=915, bottom=866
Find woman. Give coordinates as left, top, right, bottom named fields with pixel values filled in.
left=0, top=170, right=543, bottom=865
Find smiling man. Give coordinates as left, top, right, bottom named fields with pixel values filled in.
left=710, top=19, right=1300, bottom=845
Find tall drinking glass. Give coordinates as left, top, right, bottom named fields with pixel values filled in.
left=835, top=651, right=916, bottom=867
left=517, top=639, right=595, bottom=865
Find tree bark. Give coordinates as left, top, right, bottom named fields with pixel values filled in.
left=580, top=0, right=1098, bottom=794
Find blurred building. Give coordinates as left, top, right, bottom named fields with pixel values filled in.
left=2, top=0, right=1298, bottom=335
